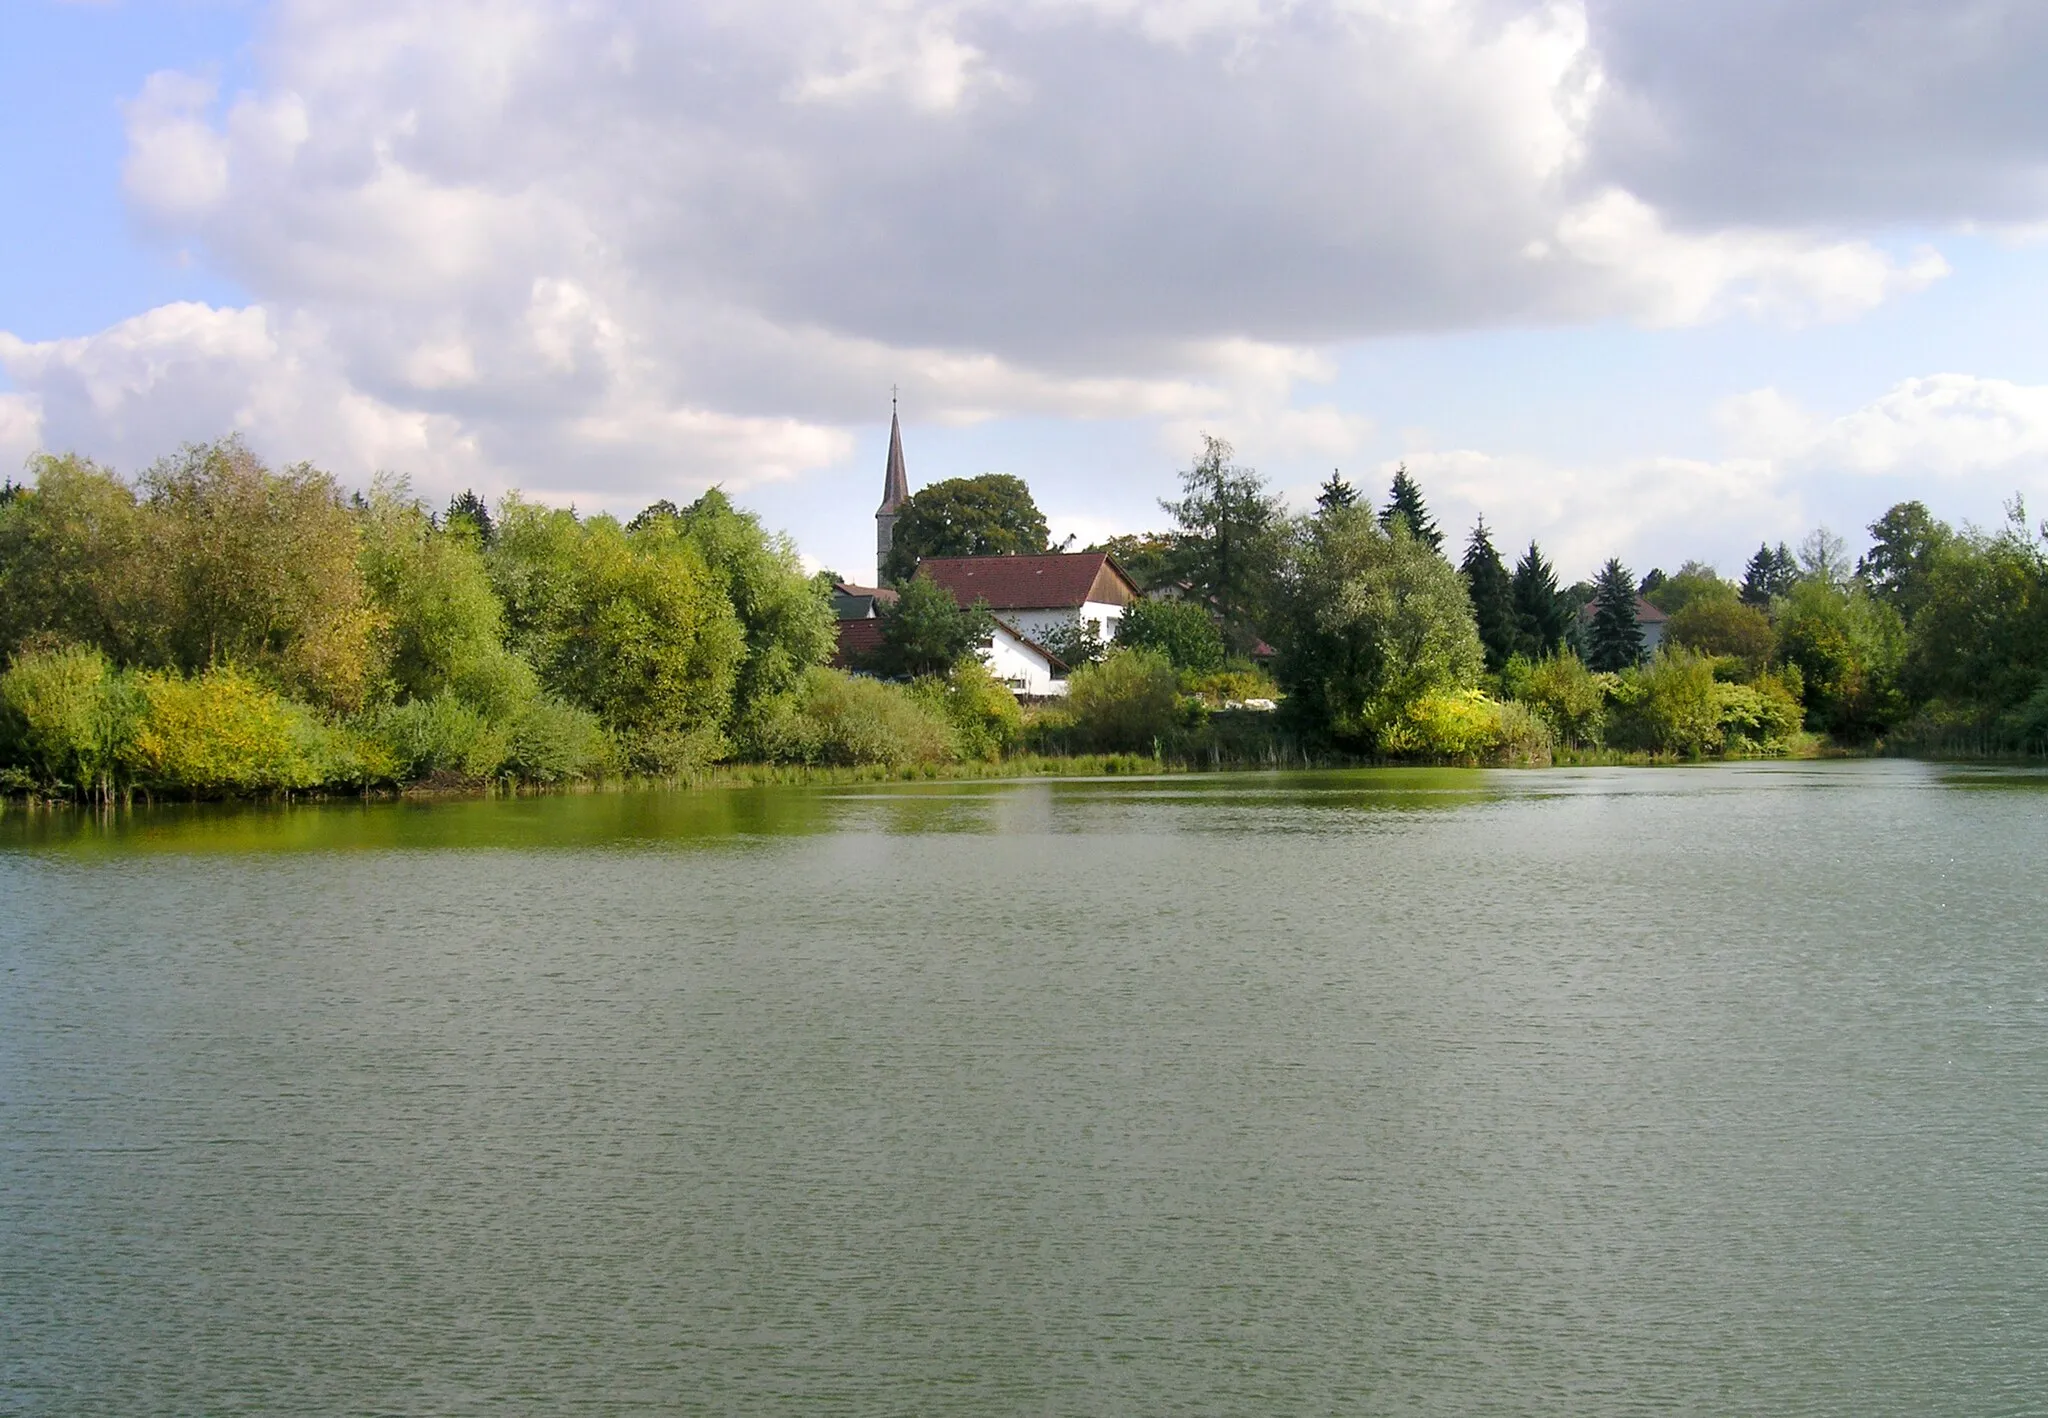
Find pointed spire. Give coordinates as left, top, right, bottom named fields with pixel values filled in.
left=879, top=400, right=909, bottom=514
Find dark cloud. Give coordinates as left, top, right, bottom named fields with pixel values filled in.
left=1585, top=0, right=2048, bottom=226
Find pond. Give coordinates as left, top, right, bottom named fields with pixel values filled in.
left=3, top=761, right=2044, bottom=1414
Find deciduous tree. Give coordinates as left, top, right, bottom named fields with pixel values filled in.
left=882, top=474, right=1049, bottom=583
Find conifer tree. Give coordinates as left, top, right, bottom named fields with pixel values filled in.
left=1739, top=542, right=1798, bottom=605
left=1586, top=557, right=1644, bottom=671
left=446, top=489, right=496, bottom=545
left=1459, top=517, right=1516, bottom=672
left=1379, top=464, right=1442, bottom=552
left=1315, top=470, right=1357, bottom=513
left=1511, top=540, right=1568, bottom=658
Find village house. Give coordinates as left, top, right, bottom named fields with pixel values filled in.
left=830, top=405, right=1084, bottom=698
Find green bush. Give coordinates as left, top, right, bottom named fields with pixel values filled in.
left=0, top=643, right=143, bottom=796
left=1115, top=597, right=1226, bottom=672
left=757, top=667, right=956, bottom=768
left=910, top=659, right=1023, bottom=761
left=503, top=695, right=611, bottom=783
left=1505, top=651, right=1609, bottom=747
left=372, top=693, right=511, bottom=782
left=1609, top=649, right=1724, bottom=757
left=1064, top=648, right=1188, bottom=753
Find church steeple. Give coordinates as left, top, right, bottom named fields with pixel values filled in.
left=876, top=393, right=910, bottom=579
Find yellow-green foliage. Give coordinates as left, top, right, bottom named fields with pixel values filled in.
left=911, top=659, right=1023, bottom=761
left=1182, top=665, right=1280, bottom=706
left=1505, top=651, right=1610, bottom=747
left=0, top=643, right=142, bottom=794
left=1379, top=688, right=1551, bottom=763
left=756, top=667, right=956, bottom=768
left=1606, top=648, right=1805, bottom=757
left=125, top=666, right=332, bottom=794
left=1064, top=648, right=1188, bottom=753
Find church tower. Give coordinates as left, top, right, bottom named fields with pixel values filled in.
left=875, top=399, right=910, bottom=582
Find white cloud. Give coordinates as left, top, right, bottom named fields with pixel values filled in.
left=13, top=0, right=2048, bottom=520
left=1390, top=373, right=2048, bottom=578
left=121, top=71, right=228, bottom=224
left=1719, top=374, right=2048, bottom=482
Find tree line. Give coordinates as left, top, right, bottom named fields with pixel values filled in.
left=5, top=433, right=2044, bottom=799
left=0, top=439, right=1037, bottom=799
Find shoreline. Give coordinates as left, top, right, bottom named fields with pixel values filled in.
left=15, top=742, right=2045, bottom=814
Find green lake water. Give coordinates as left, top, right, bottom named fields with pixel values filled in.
left=3, top=761, right=2045, bottom=1414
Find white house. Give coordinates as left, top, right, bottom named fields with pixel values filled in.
left=830, top=582, right=1069, bottom=698
left=915, top=552, right=1141, bottom=646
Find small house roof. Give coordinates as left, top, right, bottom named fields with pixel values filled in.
left=830, top=617, right=886, bottom=668
left=1577, top=594, right=1668, bottom=624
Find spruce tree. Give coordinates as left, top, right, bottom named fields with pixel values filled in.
left=1511, top=540, right=1568, bottom=658
left=1585, top=557, right=1644, bottom=671
left=1459, top=517, right=1516, bottom=672
left=446, top=488, right=496, bottom=544
left=1739, top=542, right=1798, bottom=605
left=1379, top=464, right=1442, bottom=552
left=1315, top=470, right=1357, bottom=513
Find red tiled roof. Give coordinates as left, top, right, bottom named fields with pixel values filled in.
left=830, top=617, right=886, bottom=668
left=915, top=552, right=1134, bottom=610
left=833, top=582, right=898, bottom=603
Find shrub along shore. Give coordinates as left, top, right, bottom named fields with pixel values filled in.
left=3, top=437, right=2043, bottom=804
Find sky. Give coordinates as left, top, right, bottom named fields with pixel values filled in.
left=4, top=0, right=2048, bottom=586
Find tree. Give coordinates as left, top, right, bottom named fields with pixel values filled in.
left=1315, top=470, right=1357, bottom=513
left=666, top=489, right=837, bottom=743
left=881, top=474, right=1049, bottom=583
left=1459, top=518, right=1516, bottom=672
left=1160, top=435, right=1288, bottom=646
left=1646, top=560, right=1735, bottom=616
left=1114, top=596, right=1226, bottom=673
left=1902, top=507, right=2046, bottom=715
left=1638, top=568, right=1667, bottom=596
left=488, top=499, right=746, bottom=771
left=1277, top=506, right=1483, bottom=748
left=1860, top=501, right=1951, bottom=621
left=0, top=453, right=166, bottom=666
left=1510, top=541, right=1569, bottom=658
left=360, top=485, right=537, bottom=718
left=1776, top=578, right=1905, bottom=738
left=1740, top=542, right=1799, bottom=605
left=1665, top=598, right=1775, bottom=677
left=446, top=489, right=496, bottom=545
left=1379, top=464, right=1442, bottom=552
left=143, top=438, right=383, bottom=713
left=1585, top=558, right=1644, bottom=672
left=1037, top=617, right=1107, bottom=670
left=1064, top=648, right=1184, bottom=753
left=1797, top=527, right=1851, bottom=586
left=862, top=572, right=994, bottom=679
